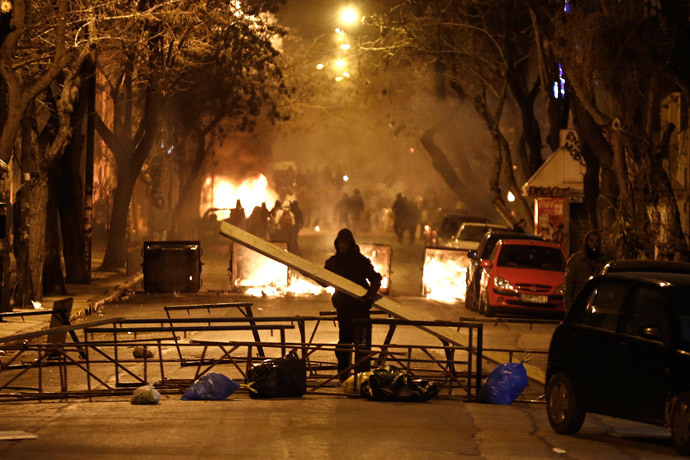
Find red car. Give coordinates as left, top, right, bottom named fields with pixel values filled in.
left=478, top=239, right=566, bottom=317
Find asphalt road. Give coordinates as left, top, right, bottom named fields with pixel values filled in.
left=0, top=230, right=681, bottom=458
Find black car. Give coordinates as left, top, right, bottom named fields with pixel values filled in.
left=545, top=271, right=690, bottom=455
left=464, top=230, right=543, bottom=310
left=601, top=259, right=690, bottom=275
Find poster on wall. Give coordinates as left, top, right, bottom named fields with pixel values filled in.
left=535, top=197, right=566, bottom=248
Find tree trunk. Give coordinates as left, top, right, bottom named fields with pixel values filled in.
left=101, top=172, right=136, bottom=269
left=43, top=173, right=66, bottom=295
left=58, top=98, right=89, bottom=282
left=27, top=172, right=49, bottom=302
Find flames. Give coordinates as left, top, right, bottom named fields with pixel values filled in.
left=201, top=174, right=278, bottom=217
left=422, top=248, right=471, bottom=302
left=230, top=242, right=392, bottom=298
left=359, top=244, right=391, bottom=294
left=230, top=242, right=333, bottom=297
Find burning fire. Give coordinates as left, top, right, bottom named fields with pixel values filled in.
left=359, top=244, right=391, bottom=293
left=231, top=243, right=333, bottom=297
left=201, top=174, right=278, bottom=217
left=422, top=248, right=471, bottom=302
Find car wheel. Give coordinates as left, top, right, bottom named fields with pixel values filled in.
left=546, top=372, right=586, bottom=434
left=671, top=392, right=690, bottom=455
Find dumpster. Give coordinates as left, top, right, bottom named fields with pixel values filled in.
left=143, top=241, right=202, bottom=293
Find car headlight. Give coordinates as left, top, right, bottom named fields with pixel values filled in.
left=555, top=284, right=565, bottom=295
left=493, top=276, right=515, bottom=291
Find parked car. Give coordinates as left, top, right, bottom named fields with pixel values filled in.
left=445, top=222, right=510, bottom=251
left=601, top=259, right=690, bottom=275
left=425, top=213, right=489, bottom=247
left=465, top=230, right=544, bottom=311
left=198, top=207, right=231, bottom=241
left=545, top=271, right=690, bottom=455
left=476, top=239, right=566, bottom=317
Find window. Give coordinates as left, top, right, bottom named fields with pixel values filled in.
left=620, top=286, right=670, bottom=341
left=496, top=245, right=566, bottom=271
left=570, top=282, right=628, bottom=331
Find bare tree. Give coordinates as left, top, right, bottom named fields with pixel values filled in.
left=360, top=0, right=563, bottom=227
left=546, top=1, right=688, bottom=259
left=93, top=0, right=288, bottom=268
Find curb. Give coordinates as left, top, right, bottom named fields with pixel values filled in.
left=70, top=273, right=144, bottom=322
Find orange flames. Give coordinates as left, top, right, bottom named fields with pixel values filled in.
left=230, top=242, right=392, bottom=298
left=230, top=242, right=333, bottom=297
left=422, top=248, right=471, bottom=302
left=201, top=174, right=278, bottom=217
left=359, top=244, right=391, bottom=293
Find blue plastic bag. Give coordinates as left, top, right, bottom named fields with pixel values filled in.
left=181, top=372, right=240, bottom=401
left=478, top=362, right=528, bottom=405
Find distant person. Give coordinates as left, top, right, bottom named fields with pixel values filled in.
left=268, top=199, right=282, bottom=240
left=512, top=218, right=527, bottom=233
left=228, top=199, right=246, bottom=228
left=289, top=200, right=303, bottom=254
left=405, top=198, right=420, bottom=244
left=348, top=189, right=365, bottom=230
left=247, top=202, right=270, bottom=238
left=149, top=195, right=170, bottom=240
left=324, top=228, right=382, bottom=383
left=392, top=193, right=406, bottom=243
left=551, top=223, right=565, bottom=247
left=564, top=229, right=609, bottom=309
left=336, top=193, right=350, bottom=228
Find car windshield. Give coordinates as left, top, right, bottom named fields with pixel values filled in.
left=458, top=226, right=489, bottom=242
left=497, top=245, right=565, bottom=271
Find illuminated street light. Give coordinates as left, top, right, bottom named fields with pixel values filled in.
left=342, top=72, right=350, bottom=78
left=340, top=43, right=351, bottom=51
left=316, top=63, right=324, bottom=70
left=335, top=59, right=347, bottom=69
left=343, top=175, right=349, bottom=182
left=339, top=6, right=360, bottom=26
left=335, top=76, right=344, bottom=82
left=507, top=191, right=516, bottom=202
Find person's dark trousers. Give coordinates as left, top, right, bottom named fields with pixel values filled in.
left=336, top=315, right=372, bottom=382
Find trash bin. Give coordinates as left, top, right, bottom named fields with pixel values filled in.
left=143, top=241, right=202, bottom=293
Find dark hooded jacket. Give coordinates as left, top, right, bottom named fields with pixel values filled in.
left=564, top=230, right=608, bottom=309
left=325, top=228, right=382, bottom=318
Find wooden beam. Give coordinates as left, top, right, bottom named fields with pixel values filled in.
left=219, top=222, right=545, bottom=385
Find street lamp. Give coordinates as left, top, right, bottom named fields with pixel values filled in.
left=339, top=6, right=360, bottom=26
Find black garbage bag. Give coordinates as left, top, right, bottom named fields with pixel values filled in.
left=360, top=366, right=440, bottom=402
left=247, top=350, right=306, bottom=399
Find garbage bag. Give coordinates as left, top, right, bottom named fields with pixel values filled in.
left=133, top=346, right=154, bottom=359
left=477, top=362, right=528, bottom=405
left=181, top=372, right=240, bottom=401
left=342, top=372, right=371, bottom=395
left=247, top=350, right=306, bottom=399
left=130, top=384, right=161, bottom=405
left=360, top=366, right=439, bottom=402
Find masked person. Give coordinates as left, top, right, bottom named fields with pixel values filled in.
left=324, top=228, right=382, bottom=383
left=564, top=229, right=608, bottom=309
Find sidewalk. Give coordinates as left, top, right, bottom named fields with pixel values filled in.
left=0, top=250, right=143, bottom=344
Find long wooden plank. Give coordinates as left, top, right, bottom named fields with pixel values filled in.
left=219, top=222, right=545, bottom=384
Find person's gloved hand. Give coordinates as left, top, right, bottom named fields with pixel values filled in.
left=360, top=292, right=377, bottom=303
